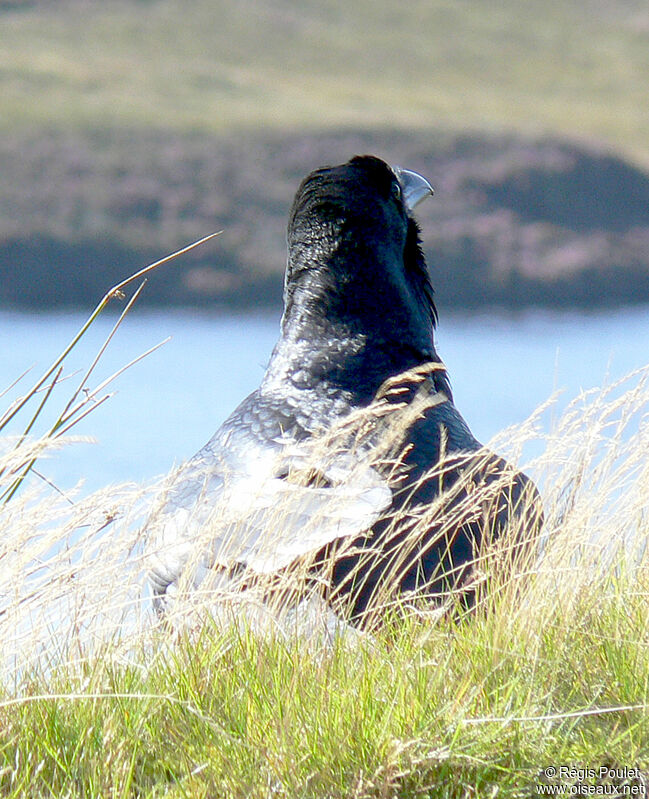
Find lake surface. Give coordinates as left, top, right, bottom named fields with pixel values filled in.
left=1, top=305, right=649, bottom=494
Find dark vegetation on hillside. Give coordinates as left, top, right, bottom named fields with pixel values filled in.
left=1, top=128, right=648, bottom=311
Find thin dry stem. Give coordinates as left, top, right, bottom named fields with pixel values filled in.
left=1, top=364, right=649, bottom=684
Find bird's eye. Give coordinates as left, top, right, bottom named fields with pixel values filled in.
left=391, top=181, right=402, bottom=202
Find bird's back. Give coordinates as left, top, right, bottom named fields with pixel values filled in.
left=146, top=154, right=543, bottom=627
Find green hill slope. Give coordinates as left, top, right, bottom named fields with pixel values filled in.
left=1, top=0, right=648, bottom=309
left=2, top=0, right=648, bottom=160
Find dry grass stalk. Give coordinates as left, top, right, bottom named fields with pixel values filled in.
left=1, top=362, right=646, bottom=688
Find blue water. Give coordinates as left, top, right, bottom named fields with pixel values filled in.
left=1, top=305, right=648, bottom=494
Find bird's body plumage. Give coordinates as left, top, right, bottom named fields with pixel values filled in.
left=147, top=155, right=541, bottom=624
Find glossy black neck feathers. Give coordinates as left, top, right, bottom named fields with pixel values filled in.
left=267, top=156, right=445, bottom=403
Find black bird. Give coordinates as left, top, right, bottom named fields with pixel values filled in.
left=147, top=155, right=542, bottom=625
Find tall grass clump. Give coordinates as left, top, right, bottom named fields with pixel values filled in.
left=0, top=298, right=648, bottom=795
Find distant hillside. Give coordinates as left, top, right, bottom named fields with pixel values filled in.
left=1, top=0, right=648, bottom=163
left=1, top=129, right=648, bottom=311
left=1, top=0, right=648, bottom=310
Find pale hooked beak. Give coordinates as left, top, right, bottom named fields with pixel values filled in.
left=392, top=166, right=434, bottom=211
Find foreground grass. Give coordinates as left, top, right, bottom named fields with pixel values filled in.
left=1, top=574, right=648, bottom=798
left=1, top=366, right=649, bottom=797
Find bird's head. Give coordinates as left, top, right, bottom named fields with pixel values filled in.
left=284, top=155, right=437, bottom=349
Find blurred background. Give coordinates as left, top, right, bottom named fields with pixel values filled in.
left=1, top=0, right=648, bottom=491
